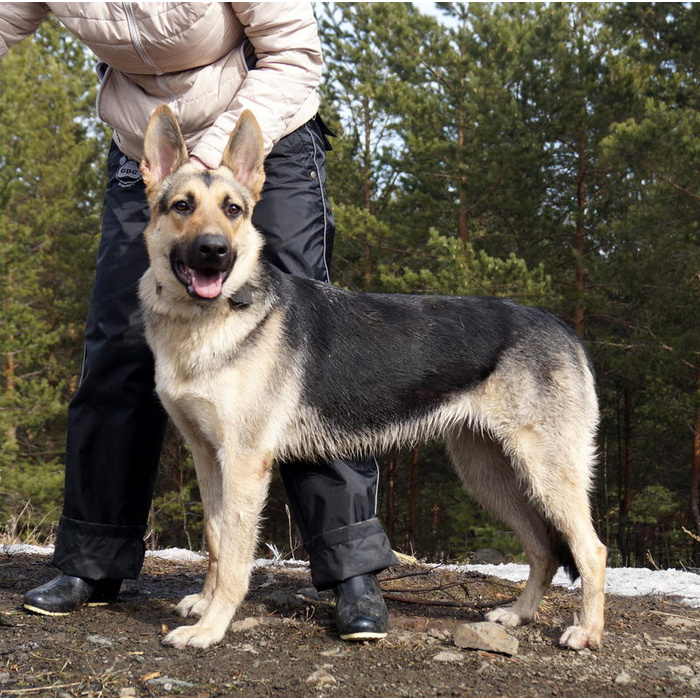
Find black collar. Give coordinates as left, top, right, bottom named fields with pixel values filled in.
left=228, top=285, right=254, bottom=309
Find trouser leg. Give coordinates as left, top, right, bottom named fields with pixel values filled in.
left=253, top=117, right=397, bottom=590
left=52, top=143, right=166, bottom=580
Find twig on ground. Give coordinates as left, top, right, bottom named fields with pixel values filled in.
left=382, top=592, right=473, bottom=607
left=381, top=581, right=465, bottom=595
left=474, top=596, right=517, bottom=610
left=7, top=682, right=83, bottom=695
left=379, top=564, right=445, bottom=582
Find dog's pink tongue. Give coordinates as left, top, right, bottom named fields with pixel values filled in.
left=191, top=270, right=223, bottom=299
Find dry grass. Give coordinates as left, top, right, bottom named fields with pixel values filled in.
left=1, top=501, right=57, bottom=547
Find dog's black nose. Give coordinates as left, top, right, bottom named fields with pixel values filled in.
left=196, top=233, right=230, bottom=261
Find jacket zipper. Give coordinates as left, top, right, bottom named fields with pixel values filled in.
left=123, top=2, right=177, bottom=103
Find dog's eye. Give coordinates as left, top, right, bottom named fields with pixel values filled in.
left=226, top=203, right=242, bottom=219
left=172, top=200, right=191, bottom=214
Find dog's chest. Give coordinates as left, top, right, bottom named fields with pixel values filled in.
left=149, top=310, right=248, bottom=378
left=148, top=315, right=238, bottom=405
left=154, top=349, right=241, bottom=448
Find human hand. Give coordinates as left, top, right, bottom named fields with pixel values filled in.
left=189, top=155, right=210, bottom=170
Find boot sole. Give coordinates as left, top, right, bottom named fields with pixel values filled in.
left=339, top=631, right=387, bottom=641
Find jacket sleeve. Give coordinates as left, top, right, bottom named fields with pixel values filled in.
left=0, top=3, right=51, bottom=60
left=191, top=2, right=323, bottom=165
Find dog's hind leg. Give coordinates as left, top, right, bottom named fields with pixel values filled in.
left=505, top=425, right=607, bottom=650
left=538, top=492, right=606, bottom=650
left=447, top=429, right=559, bottom=628
left=162, top=447, right=274, bottom=649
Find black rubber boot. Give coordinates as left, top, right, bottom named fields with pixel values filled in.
left=23, top=575, right=122, bottom=616
left=334, top=573, right=388, bottom=641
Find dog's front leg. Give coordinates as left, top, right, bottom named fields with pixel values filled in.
left=174, top=443, right=222, bottom=619
left=162, top=449, right=274, bottom=649
left=176, top=516, right=222, bottom=618
left=161, top=404, right=223, bottom=620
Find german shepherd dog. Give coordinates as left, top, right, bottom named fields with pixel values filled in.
left=139, top=105, right=607, bottom=651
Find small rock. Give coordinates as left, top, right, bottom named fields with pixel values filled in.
left=0, top=673, right=11, bottom=685
left=145, top=676, right=194, bottom=690
left=229, top=617, right=261, bottom=633
left=306, top=668, right=337, bottom=686
left=320, top=646, right=344, bottom=657
left=614, top=671, right=632, bottom=685
left=298, top=587, right=320, bottom=600
left=86, top=634, right=114, bottom=647
left=433, top=650, right=464, bottom=662
left=471, top=548, right=513, bottom=565
left=655, top=640, right=689, bottom=653
left=428, top=628, right=453, bottom=642
left=266, top=589, right=305, bottom=609
left=263, top=616, right=301, bottom=628
left=119, top=688, right=137, bottom=698
left=662, top=663, right=695, bottom=680
left=393, top=631, right=415, bottom=645
left=454, top=622, right=519, bottom=656
left=663, top=615, right=699, bottom=629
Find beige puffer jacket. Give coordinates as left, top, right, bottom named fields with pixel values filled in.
left=0, top=2, right=323, bottom=164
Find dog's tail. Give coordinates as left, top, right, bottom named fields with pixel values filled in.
left=549, top=524, right=580, bottom=583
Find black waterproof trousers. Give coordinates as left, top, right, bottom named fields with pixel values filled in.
left=52, top=116, right=398, bottom=590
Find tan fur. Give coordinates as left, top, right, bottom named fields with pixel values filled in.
left=138, top=106, right=607, bottom=651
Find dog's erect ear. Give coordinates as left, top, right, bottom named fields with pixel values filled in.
left=141, top=105, right=189, bottom=191
left=221, top=110, right=265, bottom=200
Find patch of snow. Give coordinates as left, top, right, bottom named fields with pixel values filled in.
left=455, top=563, right=700, bottom=608
left=5, top=544, right=698, bottom=608
left=253, top=556, right=309, bottom=571
left=144, top=547, right=206, bottom=562
left=1, top=544, right=54, bottom=556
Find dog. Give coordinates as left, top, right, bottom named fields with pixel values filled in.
left=138, top=105, right=607, bottom=651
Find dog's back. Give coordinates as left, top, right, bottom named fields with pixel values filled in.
left=272, top=268, right=596, bottom=465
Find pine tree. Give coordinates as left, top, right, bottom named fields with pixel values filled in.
left=597, top=3, right=700, bottom=561
left=0, top=20, right=106, bottom=539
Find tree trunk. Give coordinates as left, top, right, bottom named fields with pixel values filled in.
left=456, top=120, right=469, bottom=247
left=407, top=447, right=420, bottom=551
left=385, top=453, right=396, bottom=543
left=362, top=95, right=374, bottom=290
left=573, top=126, right=587, bottom=338
left=618, top=384, right=633, bottom=565
left=691, top=365, right=700, bottom=534
left=5, top=347, right=16, bottom=445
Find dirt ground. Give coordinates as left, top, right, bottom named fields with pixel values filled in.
left=1, top=552, right=699, bottom=698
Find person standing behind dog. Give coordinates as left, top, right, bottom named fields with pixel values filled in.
left=1, top=2, right=397, bottom=641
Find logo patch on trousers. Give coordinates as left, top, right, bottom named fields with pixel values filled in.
left=116, top=156, right=142, bottom=188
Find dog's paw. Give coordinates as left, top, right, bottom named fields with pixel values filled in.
left=559, top=625, right=600, bottom=650
left=175, top=593, right=210, bottom=619
left=485, top=606, right=525, bottom=628
left=162, top=622, right=225, bottom=649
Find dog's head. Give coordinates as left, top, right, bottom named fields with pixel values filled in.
left=140, top=105, right=265, bottom=303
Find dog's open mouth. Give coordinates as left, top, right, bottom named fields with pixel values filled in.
left=173, top=260, right=228, bottom=300
left=170, top=234, right=236, bottom=301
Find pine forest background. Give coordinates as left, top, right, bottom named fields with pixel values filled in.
left=1, top=3, right=699, bottom=570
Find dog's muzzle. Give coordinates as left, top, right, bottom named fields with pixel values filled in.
left=171, top=233, right=235, bottom=300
